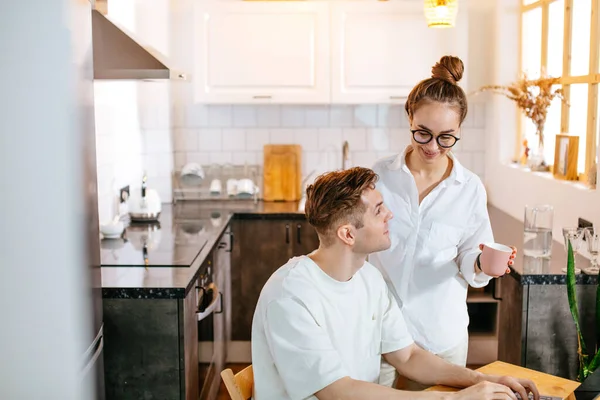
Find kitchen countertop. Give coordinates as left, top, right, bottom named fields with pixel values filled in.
left=488, top=206, right=596, bottom=285
left=101, top=200, right=304, bottom=299
left=101, top=200, right=594, bottom=299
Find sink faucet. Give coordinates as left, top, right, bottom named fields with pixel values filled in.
left=342, top=140, right=350, bottom=169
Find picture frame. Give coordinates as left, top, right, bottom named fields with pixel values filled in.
left=553, top=134, right=579, bottom=180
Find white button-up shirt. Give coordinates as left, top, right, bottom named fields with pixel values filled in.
left=370, top=147, right=493, bottom=354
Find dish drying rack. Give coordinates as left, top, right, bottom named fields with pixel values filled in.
left=172, top=164, right=262, bottom=203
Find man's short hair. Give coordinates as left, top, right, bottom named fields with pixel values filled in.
left=305, top=167, right=379, bottom=243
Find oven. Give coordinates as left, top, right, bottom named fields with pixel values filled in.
left=197, top=252, right=226, bottom=400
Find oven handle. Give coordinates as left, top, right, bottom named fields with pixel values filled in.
left=197, top=283, right=220, bottom=322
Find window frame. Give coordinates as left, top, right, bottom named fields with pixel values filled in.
left=518, top=0, right=599, bottom=181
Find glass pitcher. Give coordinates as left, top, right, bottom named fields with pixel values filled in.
left=523, top=205, right=554, bottom=258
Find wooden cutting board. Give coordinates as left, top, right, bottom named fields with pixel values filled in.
left=425, top=361, right=580, bottom=399
left=263, top=144, right=302, bottom=201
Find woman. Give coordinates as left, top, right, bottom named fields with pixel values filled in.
left=370, top=55, right=515, bottom=378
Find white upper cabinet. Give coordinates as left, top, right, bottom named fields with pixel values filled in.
left=331, top=2, right=469, bottom=104
left=194, top=1, right=330, bottom=104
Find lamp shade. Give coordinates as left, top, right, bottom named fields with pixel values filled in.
left=424, top=0, right=458, bottom=28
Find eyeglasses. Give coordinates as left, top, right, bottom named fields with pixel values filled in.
left=411, top=129, right=460, bottom=149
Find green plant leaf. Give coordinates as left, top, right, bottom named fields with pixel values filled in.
left=566, top=240, right=589, bottom=380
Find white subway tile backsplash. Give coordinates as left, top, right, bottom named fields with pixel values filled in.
left=330, top=106, right=354, bottom=127
left=174, top=152, right=187, bottom=169
left=293, top=129, right=319, bottom=151
left=256, top=105, right=281, bottom=127
left=390, top=128, right=410, bottom=151
left=222, top=129, right=247, bottom=151
left=304, top=151, right=325, bottom=176
left=269, top=128, right=295, bottom=144
left=342, top=128, right=367, bottom=151
left=305, top=106, right=330, bottom=128
left=97, top=97, right=490, bottom=219
left=139, top=104, right=170, bottom=130
left=95, top=134, right=115, bottom=167
left=354, top=105, right=378, bottom=128
left=174, top=129, right=198, bottom=152
left=144, top=129, right=172, bottom=154
left=208, top=105, right=233, bottom=127
left=233, top=106, right=257, bottom=128
left=281, top=106, right=305, bottom=127
left=377, top=105, right=403, bottom=128
left=156, top=153, right=174, bottom=177
left=96, top=164, right=114, bottom=197
left=352, top=151, right=379, bottom=168
left=97, top=193, right=115, bottom=225
left=318, top=128, right=343, bottom=150
left=198, top=129, right=222, bottom=151
left=245, top=129, right=270, bottom=151
left=186, top=152, right=211, bottom=165
left=399, top=111, right=410, bottom=128
left=368, top=128, right=390, bottom=151
left=231, top=151, right=259, bottom=165
left=209, top=152, right=233, bottom=164
left=147, top=176, right=172, bottom=203
left=184, top=104, right=209, bottom=128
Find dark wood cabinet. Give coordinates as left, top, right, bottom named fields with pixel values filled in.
left=496, top=274, right=525, bottom=365
left=292, top=221, right=321, bottom=256
left=231, top=217, right=319, bottom=341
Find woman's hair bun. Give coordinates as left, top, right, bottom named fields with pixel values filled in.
left=431, top=55, right=464, bottom=85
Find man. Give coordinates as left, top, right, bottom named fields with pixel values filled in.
left=251, top=167, right=539, bottom=400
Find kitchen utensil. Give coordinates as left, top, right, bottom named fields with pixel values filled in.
left=181, top=163, right=205, bottom=186
left=100, top=219, right=124, bottom=239
left=523, top=204, right=553, bottom=258
left=237, top=178, right=257, bottom=196
left=210, top=179, right=222, bottom=195
left=263, top=144, right=302, bottom=201
left=226, top=179, right=238, bottom=196
left=128, top=175, right=162, bottom=222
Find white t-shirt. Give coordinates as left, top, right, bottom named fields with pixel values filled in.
left=370, top=148, right=493, bottom=354
left=251, top=256, right=414, bottom=400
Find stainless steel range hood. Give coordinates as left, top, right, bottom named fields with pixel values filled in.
left=91, top=9, right=186, bottom=80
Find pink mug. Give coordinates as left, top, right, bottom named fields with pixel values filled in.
left=480, top=243, right=513, bottom=276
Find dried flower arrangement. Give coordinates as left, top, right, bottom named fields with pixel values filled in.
left=474, top=72, right=566, bottom=151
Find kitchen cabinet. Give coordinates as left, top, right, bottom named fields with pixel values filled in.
left=330, top=1, right=469, bottom=103
left=230, top=217, right=319, bottom=342
left=194, top=1, right=330, bottom=104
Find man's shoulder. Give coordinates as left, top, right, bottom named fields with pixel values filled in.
left=258, top=257, right=318, bottom=303
left=358, top=262, right=387, bottom=288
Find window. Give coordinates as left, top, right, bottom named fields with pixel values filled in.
left=520, top=0, right=599, bottom=180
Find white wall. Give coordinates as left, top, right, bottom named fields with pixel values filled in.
left=484, top=0, right=600, bottom=241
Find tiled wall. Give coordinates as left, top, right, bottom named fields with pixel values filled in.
left=94, top=81, right=173, bottom=224
left=95, top=97, right=488, bottom=224
left=170, top=102, right=488, bottom=181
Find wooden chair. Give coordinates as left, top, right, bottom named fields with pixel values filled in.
left=220, top=365, right=254, bottom=400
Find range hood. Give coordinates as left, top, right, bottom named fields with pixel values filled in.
left=91, top=9, right=186, bottom=80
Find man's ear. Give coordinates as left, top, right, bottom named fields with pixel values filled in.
left=336, top=224, right=355, bottom=246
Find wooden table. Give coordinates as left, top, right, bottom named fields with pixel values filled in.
left=425, top=361, right=581, bottom=399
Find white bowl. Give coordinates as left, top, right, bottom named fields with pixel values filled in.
left=100, top=221, right=124, bottom=238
